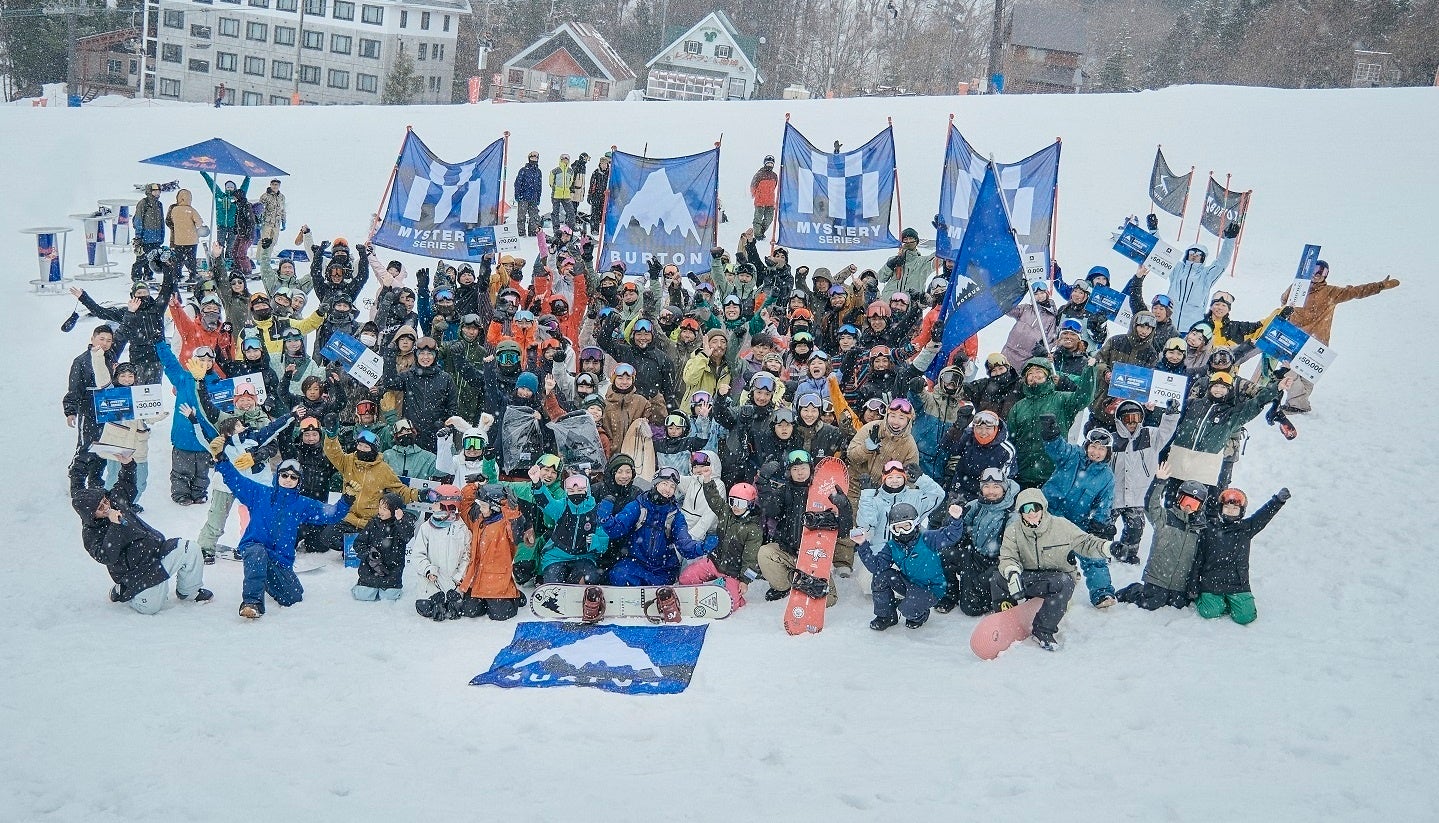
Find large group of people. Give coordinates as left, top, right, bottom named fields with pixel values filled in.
left=65, top=155, right=1400, bottom=648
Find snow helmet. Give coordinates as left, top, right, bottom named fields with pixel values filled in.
left=866, top=300, right=891, bottom=318
left=1218, top=488, right=1248, bottom=520
left=479, top=484, right=509, bottom=506
left=728, top=482, right=758, bottom=508
left=888, top=502, right=921, bottom=539
left=434, top=484, right=462, bottom=515
left=276, top=459, right=303, bottom=479
left=1176, top=481, right=1209, bottom=513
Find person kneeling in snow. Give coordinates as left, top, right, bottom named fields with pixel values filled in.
left=602, top=467, right=716, bottom=586
left=410, top=484, right=474, bottom=621
left=218, top=455, right=353, bottom=619
left=351, top=492, right=415, bottom=601
left=1116, top=462, right=1208, bottom=611
left=74, top=455, right=212, bottom=613
left=854, top=501, right=964, bottom=630
left=1193, top=486, right=1289, bottom=625
left=453, top=483, right=527, bottom=621
left=991, top=488, right=1118, bottom=650
left=689, top=474, right=763, bottom=609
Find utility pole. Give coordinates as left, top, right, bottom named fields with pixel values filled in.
left=986, top=0, right=1004, bottom=93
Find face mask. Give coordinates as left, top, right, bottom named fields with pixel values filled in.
left=360, top=333, right=378, bottom=347
left=356, top=448, right=378, bottom=462
left=251, top=306, right=271, bottom=321
left=200, top=313, right=220, bottom=331
left=567, top=493, right=586, bottom=505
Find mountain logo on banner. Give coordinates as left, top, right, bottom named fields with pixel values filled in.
left=612, top=168, right=701, bottom=243
left=471, top=622, right=708, bottom=695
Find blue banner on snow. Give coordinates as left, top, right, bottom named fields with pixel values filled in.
left=778, top=123, right=897, bottom=251
left=471, top=622, right=708, bottom=695
left=937, top=127, right=1058, bottom=262
left=1084, top=285, right=1128, bottom=319
left=601, top=147, right=719, bottom=273
left=372, top=130, right=505, bottom=263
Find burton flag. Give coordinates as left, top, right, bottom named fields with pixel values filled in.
left=601, top=147, right=719, bottom=272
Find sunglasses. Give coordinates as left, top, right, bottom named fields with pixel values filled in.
left=278, top=471, right=302, bottom=481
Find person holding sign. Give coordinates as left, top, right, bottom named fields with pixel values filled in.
left=1278, top=261, right=1399, bottom=413
left=1166, top=369, right=1294, bottom=494
left=1056, top=277, right=1110, bottom=349
left=98, top=362, right=163, bottom=511
left=64, top=324, right=118, bottom=494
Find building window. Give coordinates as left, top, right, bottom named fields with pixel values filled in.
left=190, top=23, right=212, bottom=38
left=728, top=76, right=747, bottom=97
left=358, top=38, right=380, bottom=58
left=163, top=9, right=184, bottom=28
left=241, top=90, right=263, bottom=105
left=714, top=45, right=732, bottom=59
left=299, top=64, right=320, bottom=84
left=356, top=72, right=378, bottom=92
left=303, top=0, right=325, bottom=15
left=1355, top=61, right=1382, bottom=82
left=594, top=79, right=609, bottom=97
left=333, top=0, right=354, bottom=20
left=274, top=26, right=295, bottom=46
left=442, top=14, right=450, bottom=31
left=248, top=0, right=269, bottom=7
left=327, top=68, right=349, bottom=88
left=683, top=40, right=701, bottom=54
left=420, top=11, right=430, bottom=29
left=107, top=58, right=124, bottom=74
left=399, top=10, right=407, bottom=27
left=331, top=34, right=351, bottom=54
left=161, top=43, right=182, bottom=63
left=270, top=94, right=291, bottom=104
left=433, top=43, right=444, bottom=61
left=159, top=77, right=180, bottom=98
left=245, top=21, right=267, bottom=41
left=417, top=43, right=427, bottom=61
left=218, top=0, right=238, bottom=4
left=361, top=4, right=382, bottom=24
left=427, top=75, right=440, bottom=92
left=507, top=68, right=523, bottom=85
left=216, top=51, right=237, bottom=71
left=189, top=58, right=210, bottom=73
left=272, top=60, right=293, bottom=80
left=244, top=55, right=266, bottom=75
left=217, top=17, right=240, bottom=37
left=276, top=0, right=297, bottom=10
left=130, top=59, right=138, bottom=73
left=302, top=30, right=323, bottom=49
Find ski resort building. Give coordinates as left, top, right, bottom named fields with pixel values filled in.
left=148, top=0, right=469, bottom=105
left=1002, top=3, right=1086, bottom=94
left=498, top=23, right=636, bottom=102
left=643, top=11, right=763, bottom=102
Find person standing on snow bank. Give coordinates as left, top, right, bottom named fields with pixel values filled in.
left=750, top=155, right=778, bottom=239
left=514, top=151, right=543, bottom=237
left=1166, top=224, right=1238, bottom=333
left=1193, top=486, right=1289, bottom=625
left=1278, top=262, right=1399, bottom=413
left=74, top=456, right=212, bottom=613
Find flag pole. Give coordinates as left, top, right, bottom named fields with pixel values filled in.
left=990, top=154, right=1051, bottom=355
left=888, top=116, right=904, bottom=246
left=1148, top=144, right=1160, bottom=218
left=1194, top=171, right=1212, bottom=244
left=1049, top=136, right=1061, bottom=270
left=594, top=143, right=618, bottom=265
left=1176, top=164, right=1194, bottom=239
left=499, top=131, right=510, bottom=224
left=713, top=138, right=722, bottom=247
left=369, top=126, right=410, bottom=244
left=772, top=113, right=789, bottom=252
left=1229, top=190, right=1251, bottom=278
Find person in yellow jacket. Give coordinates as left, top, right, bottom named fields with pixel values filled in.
left=244, top=291, right=325, bottom=353
left=317, top=429, right=418, bottom=553
left=549, top=154, right=573, bottom=229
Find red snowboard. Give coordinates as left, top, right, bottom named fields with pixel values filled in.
left=969, top=597, right=1045, bottom=660
left=783, top=457, right=848, bottom=636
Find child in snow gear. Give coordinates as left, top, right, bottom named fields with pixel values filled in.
left=855, top=501, right=965, bottom=630
left=1194, top=486, right=1289, bottom=624
left=411, top=484, right=473, bottom=620
left=688, top=476, right=763, bottom=609
left=351, top=492, right=415, bottom=601
left=1116, top=464, right=1208, bottom=610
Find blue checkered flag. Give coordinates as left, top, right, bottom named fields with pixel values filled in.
left=936, top=125, right=1058, bottom=262
left=777, top=122, right=898, bottom=251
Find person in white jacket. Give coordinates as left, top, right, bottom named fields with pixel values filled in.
left=853, top=460, right=945, bottom=591
left=1109, top=400, right=1181, bottom=564
left=675, top=449, right=722, bottom=543
left=434, top=414, right=494, bottom=487
left=408, top=485, right=472, bottom=620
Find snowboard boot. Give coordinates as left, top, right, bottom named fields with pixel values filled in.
left=646, top=586, right=682, bottom=624
left=1119, top=545, right=1141, bottom=565
left=181, top=588, right=214, bottom=603
left=904, top=616, right=927, bottom=629
left=1031, top=629, right=1058, bottom=651
left=1094, top=595, right=1117, bottom=609
left=202, top=549, right=216, bottom=565
left=763, top=586, right=789, bottom=602
left=239, top=602, right=262, bottom=619
left=109, top=585, right=123, bottom=603
left=581, top=586, right=606, bottom=623
left=934, top=593, right=959, bottom=614
left=869, top=614, right=899, bottom=631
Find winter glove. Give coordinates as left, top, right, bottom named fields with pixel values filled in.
left=885, top=254, right=906, bottom=272
left=758, top=461, right=781, bottom=481
left=260, top=237, right=273, bottom=250
left=907, top=376, right=928, bottom=395
left=865, top=422, right=882, bottom=452
left=647, top=258, right=663, bottom=279
left=185, top=357, right=209, bottom=379
left=1145, top=213, right=1159, bottom=232
left=1106, top=541, right=1123, bottom=560
left=1274, top=487, right=1291, bottom=503
left=1038, top=414, right=1059, bottom=442
left=549, top=346, right=567, bottom=363
left=1087, top=520, right=1117, bottom=540
left=828, top=490, right=848, bottom=509
left=366, top=549, right=386, bottom=575
left=133, top=238, right=144, bottom=254
left=710, top=246, right=724, bottom=259
left=1278, top=305, right=1294, bottom=320
left=998, top=571, right=1022, bottom=609
left=1166, top=398, right=1181, bottom=413
left=416, top=268, right=430, bottom=291
left=231, top=452, right=256, bottom=471
left=1381, top=276, right=1400, bottom=289
left=1223, top=221, right=1242, bottom=239
left=339, top=493, right=357, bottom=508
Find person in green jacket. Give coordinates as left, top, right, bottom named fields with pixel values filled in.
left=1006, top=356, right=1096, bottom=488
left=200, top=173, right=249, bottom=266
left=1166, top=369, right=1294, bottom=489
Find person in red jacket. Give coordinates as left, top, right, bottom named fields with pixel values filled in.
left=750, top=155, right=779, bottom=239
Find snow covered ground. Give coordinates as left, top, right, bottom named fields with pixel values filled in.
left=2, top=85, right=1437, bottom=821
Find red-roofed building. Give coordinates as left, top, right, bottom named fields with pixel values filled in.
left=499, top=22, right=636, bottom=101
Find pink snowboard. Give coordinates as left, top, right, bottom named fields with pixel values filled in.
left=969, top=597, right=1045, bottom=660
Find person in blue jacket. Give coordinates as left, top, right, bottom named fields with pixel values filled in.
left=1167, top=227, right=1239, bottom=332
left=535, top=471, right=609, bottom=584
left=854, top=501, right=965, bottom=630
left=936, top=467, right=1019, bottom=615
left=155, top=338, right=225, bottom=505
left=514, top=151, right=544, bottom=236
left=217, top=455, right=352, bottom=619
left=602, top=466, right=716, bottom=586
left=1040, top=417, right=1117, bottom=607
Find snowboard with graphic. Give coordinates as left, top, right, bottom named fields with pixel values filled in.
left=528, top=583, right=734, bottom=621
left=970, top=597, right=1046, bottom=659
left=783, top=456, right=849, bottom=636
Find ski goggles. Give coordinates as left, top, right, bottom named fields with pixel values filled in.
left=563, top=474, right=589, bottom=494
left=727, top=496, right=752, bottom=511
left=771, top=408, right=796, bottom=425
left=433, top=290, right=455, bottom=302
left=749, top=374, right=777, bottom=392
left=838, top=324, right=859, bottom=337
left=1151, top=294, right=1173, bottom=309
left=1086, top=429, right=1114, bottom=448
left=612, top=363, right=636, bottom=377
left=633, top=319, right=654, bottom=333
left=890, top=519, right=918, bottom=536
left=882, top=460, right=907, bottom=477
left=415, top=339, right=439, bottom=352
left=462, top=435, right=485, bottom=451
left=298, top=417, right=322, bottom=432
left=354, top=430, right=379, bottom=447
left=460, top=314, right=483, bottom=328
left=1019, top=501, right=1043, bottom=515
left=1164, top=338, right=1187, bottom=352
left=192, top=346, right=215, bottom=359
left=495, top=350, right=521, bottom=365
left=689, top=391, right=712, bottom=407
left=1059, top=318, right=1086, bottom=335
left=536, top=454, right=562, bottom=470
left=513, top=310, right=536, bottom=324
left=862, top=398, right=886, bottom=413
left=979, top=467, right=1007, bottom=485
left=653, top=467, right=681, bottom=485
left=972, top=412, right=1000, bottom=429
left=785, top=449, right=812, bottom=466
left=580, top=346, right=605, bottom=362
left=690, top=451, right=712, bottom=467
left=1210, top=292, right=1235, bottom=306
left=355, top=401, right=378, bottom=416
left=796, top=393, right=824, bottom=409
left=392, top=419, right=414, bottom=435
left=277, top=469, right=302, bottom=481
left=887, top=398, right=913, bottom=414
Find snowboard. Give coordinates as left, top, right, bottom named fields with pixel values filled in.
left=970, top=597, right=1046, bottom=660
left=528, top=583, right=734, bottom=622
left=783, top=456, right=849, bottom=636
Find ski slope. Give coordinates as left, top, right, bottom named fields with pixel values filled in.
left=2, top=85, right=1436, bottom=821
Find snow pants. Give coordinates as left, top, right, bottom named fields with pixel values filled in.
left=129, top=539, right=205, bottom=614
left=938, top=543, right=997, bottom=616
left=170, top=447, right=212, bottom=504
left=197, top=489, right=235, bottom=551
left=1076, top=555, right=1115, bottom=605
left=1115, top=507, right=1146, bottom=560
left=69, top=449, right=106, bottom=494
left=541, top=559, right=603, bottom=585
left=1196, top=591, right=1256, bottom=624
left=757, top=544, right=838, bottom=605
left=351, top=585, right=402, bottom=601
left=677, top=557, right=746, bottom=608
left=752, top=205, right=775, bottom=240
left=173, top=244, right=199, bottom=282
left=104, top=459, right=149, bottom=504
left=608, top=559, right=676, bottom=587
left=516, top=201, right=541, bottom=236
left=871, top=568, right=938, bottom=624
left=240, top=541, right=303, bottom=612
left=988, top=569, right=1075, bottom=637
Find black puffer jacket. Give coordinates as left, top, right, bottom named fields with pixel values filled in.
left=1195, top=495, right=1285, bottom=594
left=963, top=367, right=1024, bottom=419
left=353, top=511, right=416, bottom=589
left=597, top=315, right=677, bottom=403
left=385, top=361, right=457, bottom=446
left=760, top=474, right=852, bottom=555
left=64, top=345, right=119, bottom=448
left=73, top=463, right=170, bottom=599
left=76, top=267, right=176, bottom=362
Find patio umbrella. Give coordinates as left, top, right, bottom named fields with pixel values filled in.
left=140, top=138, right=287, bottom=256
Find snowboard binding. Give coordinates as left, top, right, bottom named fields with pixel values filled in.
left=790, top=570, right=830, bottom=600
left=581, top=586, right=606, bottom=623
left=643, top=586, right=682, bottom=624
left=802, top=510, right=841, bottom=531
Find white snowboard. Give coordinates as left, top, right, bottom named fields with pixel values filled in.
left=528, top=583, right=734, bottom=621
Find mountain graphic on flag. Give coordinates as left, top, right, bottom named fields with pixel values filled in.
left=612, top=168, right=700, bottom=242
left=513, top=630, right=664, bottom=678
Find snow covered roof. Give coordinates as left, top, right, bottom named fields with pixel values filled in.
left=507, top=22, right=636, bottom=83
left=1008, top=3, right=1087, bottom=56
left=648, top=10, right=763, bottom=83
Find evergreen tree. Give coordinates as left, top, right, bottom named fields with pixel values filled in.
left=382, top=48, right=423, bottom=104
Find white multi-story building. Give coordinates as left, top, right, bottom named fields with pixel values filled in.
left=150, top=0, right=470, bottom=106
